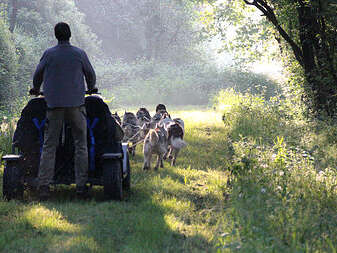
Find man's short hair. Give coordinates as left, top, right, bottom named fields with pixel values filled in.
left=54, top=22, right=71, bottom=41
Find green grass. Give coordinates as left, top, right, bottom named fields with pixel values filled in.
left=0, top=108, right=229, bottom=253
left=0, top=106, right=336, bottom=252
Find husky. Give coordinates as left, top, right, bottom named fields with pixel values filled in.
left=136, top=107, right=151, bottom=125
left=111, top=112, right=121, bottom=125
left=155, top=104, right=167, bottom=113
left=122, top=112, right=139, bottom=156
left=136, top=107, right=151, bottom=139
left=166, top=120, right=186, bottom=166
left=143, top=125, right=168, bottom=171
left=158, top=116, right=186, bottom=166
left=151, top=109, right=170, bottom=128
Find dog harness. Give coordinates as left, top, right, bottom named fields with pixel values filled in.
left=87, top=117, right=99, bottom=171
left=32, top=118, right=46, bottom=154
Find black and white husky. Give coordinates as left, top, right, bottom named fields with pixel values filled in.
left=159, top=115, right=187, bottom=166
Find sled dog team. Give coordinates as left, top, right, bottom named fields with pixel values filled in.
left=120, top=104, right=187, bottom=170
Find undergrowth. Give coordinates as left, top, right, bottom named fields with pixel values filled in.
left=0, top=116, right=16, bottom=158
left=214, top=89, right=337, bottom=252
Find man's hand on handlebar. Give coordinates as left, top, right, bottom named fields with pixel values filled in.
left=29, top=87, right=99, bottom=96
left=86, top=87, right=98, bottom=95
left=29, top=88, right=40, bottom=96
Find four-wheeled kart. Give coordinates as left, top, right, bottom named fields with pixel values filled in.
left=1, top=95, right=131, bottom=201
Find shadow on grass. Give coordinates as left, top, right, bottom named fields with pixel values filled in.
left=162, top=125, right=232, bottom=172
left=0, top=166, right=214, bottom=253
left=155, top=168, right=223, bottom=212
left=0, top=109, right=227, bottom=252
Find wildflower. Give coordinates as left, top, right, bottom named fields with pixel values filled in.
left=261, top=163, right=268, bottom=168
left=317, top=170, right=325, bottom=180
left=221, top=232, right=230, bottom=237
left=279, top=171, right=284, bottom=176
left=1, top=122, right=8, bottom=132
left=276, top=186, right=282, bottom=191
left=261, top=188, right=266, bottom=193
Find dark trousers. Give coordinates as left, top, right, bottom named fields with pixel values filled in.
left=38, top=106, right=88, bottom=187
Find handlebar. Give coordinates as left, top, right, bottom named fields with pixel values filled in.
left=29, top=90, right=100, bottom=96
left=86, top=89, right=100, bottom=95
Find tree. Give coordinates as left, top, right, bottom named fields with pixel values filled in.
left=243, top=0, right=337, bottom=116
left=1, top=0, right=101, bottom=55
left=75, top=0, right=200, bottom=63
left=201, top=0, right=337, bottom=117
left=0, top=17, right=18, bottom=108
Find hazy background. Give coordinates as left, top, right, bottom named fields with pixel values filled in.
left=0, top=0, right=281, bottom=111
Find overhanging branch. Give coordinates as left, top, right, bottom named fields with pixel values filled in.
left=243, top=0, right=304, bottom=67
left=243, top=0, right=256, bottom=4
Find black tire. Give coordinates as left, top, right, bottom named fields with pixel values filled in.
left=3, top=162, right=24, bottom=201
left=122, top=154, right=131, bottom=191
left=102, top=159, right=123, bottom=200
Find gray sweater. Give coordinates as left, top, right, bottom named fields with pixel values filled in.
left=33, top=41, right=96, bottom=108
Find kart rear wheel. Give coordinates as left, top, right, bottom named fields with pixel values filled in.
left=102, top=159, right=123, bottom=200
left=3, top=162, right=24, bottom=201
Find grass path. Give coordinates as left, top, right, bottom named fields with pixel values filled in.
left=0, top=108, right=230, bottom=252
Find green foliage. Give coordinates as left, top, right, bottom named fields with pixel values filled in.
left=213, top=90, right=336, bottom=251
left=215, top=89, right=300, bottom=142
left=0, top=116, right=16, bottom=158
left=220, top=137, right=336, bottom=251
left=75, top=0, right=201, bottom=62
left=12, top=0, right=101, bottom=56
left=0, top=17, right=18, bottom=108
left=207, top=1, right=277, bottom=64
left=201, top=0, right=337, bottom=116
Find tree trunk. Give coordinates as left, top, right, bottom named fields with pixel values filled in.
left=244, top=0, right=337, bottom=116
left=9, top=0, right=18, bottom=32
left=297, top=6, right=337, bottom=116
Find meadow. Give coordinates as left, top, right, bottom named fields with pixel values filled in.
left=0, top=95, right=336, bottom=252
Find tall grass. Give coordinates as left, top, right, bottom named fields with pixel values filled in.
left=0, top=117, right=16, bottom=158
left=214, top=89, right=305, bottom=143
left=214, top=89, right=337, bottom=252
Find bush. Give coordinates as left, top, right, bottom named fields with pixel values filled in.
left=220, top=136, right=337, bottom=252
left=214, top=88, right=337, bottom=169
left=215, top=89, right=301, bottom=143
left=214, top=90, right=337, bottom=252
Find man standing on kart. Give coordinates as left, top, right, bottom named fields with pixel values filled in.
left=30, top=22, right=97, bottom=200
